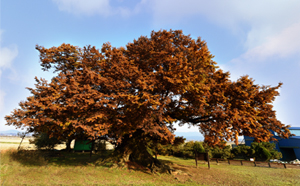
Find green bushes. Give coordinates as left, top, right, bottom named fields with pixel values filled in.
left=232, top=142, right=282, bottom=161
left=30, top=133, right=63, bottom=150
left=170, top=141, right=234, bottom=159
left=204, top=144, right=234, bottom=159
left=193, top=141, right=206, bottom=154
left=172, top=141, right=200, bottom=158
left=152, top=138, right=281, bottom=162
left=231, top=145, right=254, bottom=160
left=94, top=140, right=107, bottom=151
left=250, top=142, right=282, bottom=161
left=152, top=140, right=233, bottom=159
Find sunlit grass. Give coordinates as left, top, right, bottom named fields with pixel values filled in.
left=0, top=142, right=24, bottom=144
left=158, top=155, right=300, bottom=186
left=1, top=149, right=300, bottom=185
left=0, top=149, right=179, bottom=185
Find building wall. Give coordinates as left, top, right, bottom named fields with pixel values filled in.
left=243, top=127, right=300, bottom=161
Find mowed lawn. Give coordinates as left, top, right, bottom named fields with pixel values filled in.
left=1, top=149, right=300, bottom=186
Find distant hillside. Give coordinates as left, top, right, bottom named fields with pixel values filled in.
left=0, top=129, right=24, bottom=136
left=0, top=130, right=204, bottom=139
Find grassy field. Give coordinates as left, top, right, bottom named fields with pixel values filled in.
left=1, top=148, right=300, bottom=186
left=0, top=136, right=73, bottom=151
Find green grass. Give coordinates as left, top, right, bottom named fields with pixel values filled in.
left=1, top=149, right=300, bottom=186
left=159, top=156, right=300, bottom=186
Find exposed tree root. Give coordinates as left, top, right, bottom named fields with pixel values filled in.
left=97, top=139, right=175, bottom=174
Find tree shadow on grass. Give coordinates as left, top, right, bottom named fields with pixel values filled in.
left=125, top=161, right=152, bottom=175
left=5, top=149, right=157, bottom=175
left=6, top=150, right=194, bottom=175
left=158, top=159, right=174, bottom=165
left=171, top=164, right=192, bottom=172
left=6, top=149, right=112, bottom=167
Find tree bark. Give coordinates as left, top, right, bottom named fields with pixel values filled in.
left=111, top=134, right=174, bottom=174
left=65, top=138, right=73, bottom=152
left=90, top=140, right=95, bottom=160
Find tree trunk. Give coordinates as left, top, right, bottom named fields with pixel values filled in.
left=90, top=140, right=95, bottom=160
left=18, top=134, right=26, bottom=151
left=111, top=134, right=174, bottom=174
left=65, top=138, right=73, bottom=152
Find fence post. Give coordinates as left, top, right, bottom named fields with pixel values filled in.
left=284, top=164, right=286, bottom=169
left=240, top=160, right=243, bottom=166
left=206, top=152, right=210, bottom=170
left=195, top=151, right=198, bottom=167
left=228, top=160, right=230, bottom=165
left=195, top=151, right=198, bottom=168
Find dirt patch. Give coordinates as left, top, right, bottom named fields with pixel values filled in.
left=168, top=163, right=244, bottom=185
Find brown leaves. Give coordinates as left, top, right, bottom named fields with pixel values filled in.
left=5, top=30, right=290, bottom=146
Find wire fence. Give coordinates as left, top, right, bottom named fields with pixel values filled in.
left=198, top=158, right=300, bottom=169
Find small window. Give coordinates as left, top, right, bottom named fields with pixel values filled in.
left=289, top=129, right=300, bottom=136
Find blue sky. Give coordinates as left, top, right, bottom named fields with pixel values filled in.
left=1, top=0, right=300, bottom=136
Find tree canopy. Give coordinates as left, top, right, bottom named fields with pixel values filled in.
left=5, top=30, right=290, bottom=160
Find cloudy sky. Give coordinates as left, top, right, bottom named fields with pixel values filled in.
left=1, top=0, right=300, bottom=135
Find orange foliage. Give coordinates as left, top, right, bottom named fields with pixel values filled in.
left=5, top=30, right=291, bottom=146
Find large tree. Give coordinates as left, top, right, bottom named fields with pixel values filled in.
left=5, top=30, right=291, bottom=172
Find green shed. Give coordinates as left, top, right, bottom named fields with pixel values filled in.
left=73, top=140, right=92, bottom=151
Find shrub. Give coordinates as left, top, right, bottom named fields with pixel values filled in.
left=193, top=141, right=206, bottom=154
left=232, top=142, right=282, bottom=161
left=94, top=140, right=107, bottom=151
left=231, top=145, right=254, bottom=160
left=148, top=136, right=186, bottom=157
left=171, top=141, right=206, bottom=159
left=212, top=145, right=233, bottom=159
left=202, top=143, right=234, bottom=159
left=250, top=142, right=282, bottom=161
left=30, top=133, right=63, bottom=150
left=152, top=139, right=235, bottom=160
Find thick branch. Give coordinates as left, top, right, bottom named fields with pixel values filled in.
left=169, top=113, right=213, bottom=124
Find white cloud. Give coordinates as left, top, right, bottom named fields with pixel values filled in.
left=0, top=30, right=18, bottom=113
left=0, top=90, right=5, bottom=112
left=221, top=23, right=300, bottom=127
left=150, top=1, right=300, bottom=81
left=222, top=58, right=300, bottom=127
left=52, top=0, right=147, bottom=17
left=53, top=0, right=113, bottom=16
left=0, top=30, right=18, bottom=78
left=151, top=0, right=300, bottom=49
left=231, top=21, right=300, bottom=66
left=0, top=45, right=18, bottom=75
